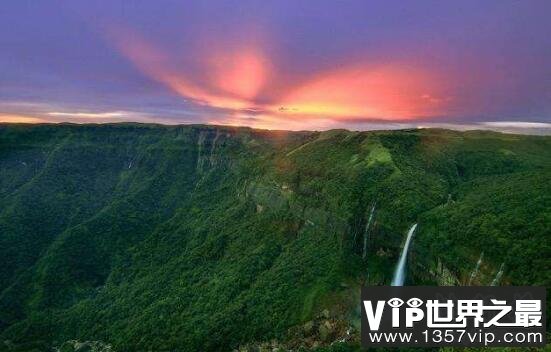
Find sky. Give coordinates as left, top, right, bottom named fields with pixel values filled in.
left=1, top=0, right=550, bottom=133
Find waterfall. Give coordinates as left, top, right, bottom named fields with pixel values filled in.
left=391, top=224, right=418, bottom=286
left=491, top=263, right=505, bottom=286
left=362, top=203, right=376, bottom=259
left=467, top=252, right=484, bottom=285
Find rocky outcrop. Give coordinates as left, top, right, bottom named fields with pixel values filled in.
left=55, top=340, right=113, bottom=352
left=235, top=309, right=357, bottom=351
left=426, top=258, right=460, bottom=286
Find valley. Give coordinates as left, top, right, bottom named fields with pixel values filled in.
left=0, top=123, right=549, bottom=351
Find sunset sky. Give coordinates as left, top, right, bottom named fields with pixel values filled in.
left=1, top=1, right=550, bottom=132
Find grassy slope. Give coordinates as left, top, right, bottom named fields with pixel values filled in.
left=0, top=124, right=549, bottom=351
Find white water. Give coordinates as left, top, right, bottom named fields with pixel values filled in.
left=468, top=252, right=484, bottom=285
left=391, top=224, right=418, bottom=286
left=491, top=263, right=505, bottom=286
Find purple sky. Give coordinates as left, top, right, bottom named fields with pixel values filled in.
left=1, top=0, right=550, bottom=132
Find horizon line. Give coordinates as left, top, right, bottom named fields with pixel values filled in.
left=1, top=120, right=551, bottom=136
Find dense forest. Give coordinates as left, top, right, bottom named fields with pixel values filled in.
left=0, top=124, right=549, bottom=351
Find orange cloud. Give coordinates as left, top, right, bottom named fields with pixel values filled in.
left=274, top=65, right=444, bottom=120
left=0, top=114, right=46, bottom=123
left=110, top=29, right=259, bottom=111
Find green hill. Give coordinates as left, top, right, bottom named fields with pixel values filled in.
left=0, top=124, right=549, bottom=351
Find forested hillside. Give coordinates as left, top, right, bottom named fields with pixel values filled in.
left=0, top=124, right=549, bottom=351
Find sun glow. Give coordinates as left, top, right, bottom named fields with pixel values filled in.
left=110, top=29, right=448, bottom=129
left=209, top=48, right=269, bottom=100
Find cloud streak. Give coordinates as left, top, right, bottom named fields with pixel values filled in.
left=47, top=111, right=126, bottom=118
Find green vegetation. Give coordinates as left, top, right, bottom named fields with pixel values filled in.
left=0, top=124, right=549, bottom=351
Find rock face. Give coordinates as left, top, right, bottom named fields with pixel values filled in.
left=56, top=340, right=113, bottom=352
left=235, top=310, right=357, bottom=351
left=436, top=258, right=460, bottom=286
